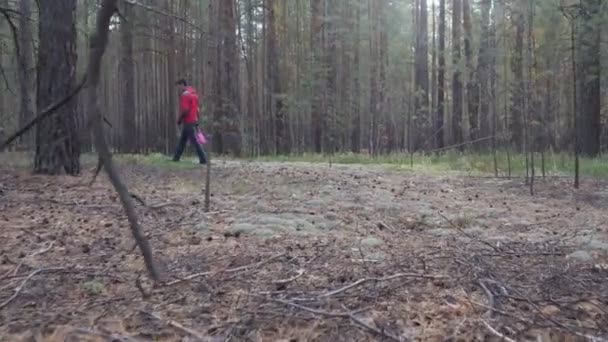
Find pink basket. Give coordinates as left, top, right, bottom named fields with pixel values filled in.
left=196, top=130, right=207, bottom=145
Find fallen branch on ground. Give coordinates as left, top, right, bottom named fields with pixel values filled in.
left=2, top=242, right=55, bottom=279
left=272, top=298, right=406, bottom=342
left=480, top=320, right=516, bottom=342
left=165, top=253, right=285, bottom=286
left=320, top=272, right=447, bottom=298
left=272, top=269, right=305, bottom=285
left=69, top=328, right=139, bottom=342
left=141, top=310, right=209, bottom=340
left=0, top=267, right=65, bottom=310
left=477, top=279, right=496, bottom=319
left=438, top=213, right=504, bottom=254
left=378, top=221, right=396, bottom=232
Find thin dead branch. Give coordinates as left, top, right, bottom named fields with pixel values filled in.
left=272, top=269, right=305, bottom=285
left=0, top=76, right=87, bottom=151
left=165, top=253, right=285, bottom=286
left=320, top=272, right=448, bottom=298
left=141, top=310, right=209, bottom=341
left=0, top=267, right=65, bottom=310
left=272, top=298, right=406, bottom=342
left=86, top=0, right=159, bottom=281
left=438, top=212, right=504, bottom=254
left=480, top=320, right=516, bottom=342
left=378, top=221, right=396, bottom=232
left=477, top=279, right=496, bottom=318
left=4, top=242, right=55, bottom=279
left=69, top=328, right=139, bottom=342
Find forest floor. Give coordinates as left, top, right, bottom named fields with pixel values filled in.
left=1, top=156, right=608, bottom=341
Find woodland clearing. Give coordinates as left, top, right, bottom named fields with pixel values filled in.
left=1, top=157, right=607, bottom=341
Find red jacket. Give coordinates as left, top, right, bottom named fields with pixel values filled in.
left=179, top=86, right=199, bottom=124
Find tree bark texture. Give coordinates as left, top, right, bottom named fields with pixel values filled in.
left=35, top=0, right=80, bottom=175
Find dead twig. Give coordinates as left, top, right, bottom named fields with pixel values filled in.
left=0, top=267, right=65, bottom=310
left=320, top=272, right=447, bottom=298
left=477, top=279, right=496, bottom=318
left=272, top=298, right=406, bottom=342
left=272, top=269, right=305, bottom=285
left=480, top=320, right=516, bottom=342
left=438, top=213, right=504, bottom=254
left=0, top=76, right=87, bottom=151
left=378, top=221, right=396, bottom=232
left=165, top=253, right=285, bottom=286
left=4, top=242, right=55, bottom=279
left=148, top=202, right=186, bottom=210
left=86, top=0, right=159, bottom=282
left=141, top=310, right=209, bottom=341
left=70, top=328, right=139, bottom=342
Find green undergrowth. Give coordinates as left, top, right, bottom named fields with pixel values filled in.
left=117, top=153, right=202, bottom=170
left=2, top=150, right=608, bottom=178
left=254, top=151, right=608, bottom=178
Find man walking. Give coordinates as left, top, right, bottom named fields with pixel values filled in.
left=172, top=79, right=207, bottom=164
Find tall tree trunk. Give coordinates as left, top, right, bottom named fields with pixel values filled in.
left=207, top=0, right=220, bottom=153
left=35, top=0, right=80, bottom=175
left=451, top=0, right=463, bottom=147
left=324, top=0, right=338, bottom=154
left=436, top=0, right=446, bottom=149
left=311, top=0, right=324, bottom=152
left=414, top=0, right=429, bottom=150
left=217, top=0, right=241, bottom=155
left=350, top=0, right=362, bottom=153
left=430, top=2, right=437, bottom=148
left=266, top=0, right=287, bottom=154
left=378, top=1, right=388, bottom=153
left=477, top=0, right=492, bottom=140
left=120, top=1, right=136, bottom=153
left=510, top=5, right=525, bottom=151
left=18, top=0, right=35, bottom=149
left=368, top=0, right=381, bottom=154
left=165, top=0, right=178, bottom=154
left=245, top=0, right=257, bottom=155
left=463, top=0, right=479, bottom=143
left=577, top=0, right=601, bottom=156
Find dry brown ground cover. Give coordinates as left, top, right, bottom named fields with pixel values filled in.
left=1, top=159, right=607, bottom=341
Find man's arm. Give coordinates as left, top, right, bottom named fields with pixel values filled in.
left=178, top=110, right=188, bottom=125
left=178, top=93, right=190, bottom=124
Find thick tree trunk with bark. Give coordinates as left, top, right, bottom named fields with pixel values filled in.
left=311, top=0, right=324, bottom=153
left=35, top=0, right=80, bottom=175
left=430, top=2, right=437, bottom=147
left=350, top=0, right=362, bottom=153
left=165, top=0, right=178, bottom=153
left=510, top=6, right=525, bottom=151
left=414, top=0, right=429, bottom=149
left=368, top=0, right=382, bottom=154
left=325, top=0, right=339, bottom=154
left=451, top=0, right=463, bottom=146
left=436, top=0, right=446, bottom=149
left=18, top=0, right=35, bottom=149
left=477, top=0, right=492, bottom=140
left=378, top=1, right=388, bottom=153
left=120, top=1, right=137, bottom=153
left=266, top=0, right=288, bottom=154
left=217, top=0, right=241, bottom=155
left=576, top=0, right=601, bottom=156
left=463, top=0, right=479, bottom=142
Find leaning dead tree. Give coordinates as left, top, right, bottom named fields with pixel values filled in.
left=86, top=0, right=160, bottom=281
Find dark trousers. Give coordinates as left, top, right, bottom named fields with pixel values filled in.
left=173, top=123, right=207, bottom=164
